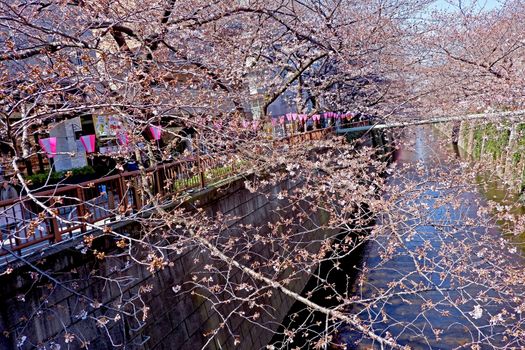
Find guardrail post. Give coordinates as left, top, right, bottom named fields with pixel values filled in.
left=50, top=198, right=61, bottom=243
left=117, top=174, right=128, bottom=215
left=196, top=134, right=206, bottom=189
left=134, top=176, right=143, bottom=211
left=76, top=187, right=87, bottom=233
left=154, top=167, right=163, bottom=197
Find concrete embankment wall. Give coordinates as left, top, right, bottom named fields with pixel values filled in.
left=0, top=176, right=331, bottom=350
left=435, top=121, right=525, bottom=190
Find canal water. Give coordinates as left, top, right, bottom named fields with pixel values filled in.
left=336, top=126, right=525, bottom=349
left=270, top=126, right=524, bottom=349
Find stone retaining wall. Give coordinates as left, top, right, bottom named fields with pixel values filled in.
left=0, top=176, right=330, bottom=350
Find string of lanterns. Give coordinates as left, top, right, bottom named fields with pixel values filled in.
left=38, top=112, right=353, bottom=156
left=38, top=125, right=163, bottom=157
left=251, top=112, right=355, bottom=129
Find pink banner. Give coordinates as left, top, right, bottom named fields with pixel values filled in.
left=150, top=126, right=162, bottom=140
left=80, top=135, right=96, bottom=153
left=312, top=114, right=321, bottom=121
left=279, top=116, right=285, bottom=124
left=38, top=137, right=57, bottom=158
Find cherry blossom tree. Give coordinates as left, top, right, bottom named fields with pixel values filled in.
left=1, top=1, right=525, bottom=349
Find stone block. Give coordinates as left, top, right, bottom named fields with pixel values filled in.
left=183, top=305, right=207, bottom=339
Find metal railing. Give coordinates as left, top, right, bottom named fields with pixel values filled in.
left=0, top=126, right=339, bottom=257
left=0, top=153, right=244, bottom=257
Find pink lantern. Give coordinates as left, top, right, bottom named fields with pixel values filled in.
left=38, top=137, right=57, bottom=158
left=80, top=135, right=96, bottom=153
left=149, top=126, right=162, bottom=140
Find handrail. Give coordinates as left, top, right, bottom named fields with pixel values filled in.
left=0, top=155, right=208, bottom=207
left=0, top=128, right=335, bottom=257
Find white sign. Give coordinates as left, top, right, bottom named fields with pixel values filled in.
left=93, top=116, right=122, bottom=137
left=99, top=146, right=119, bottom=155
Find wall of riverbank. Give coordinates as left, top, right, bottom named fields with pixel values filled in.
left=436, top=121, right=525, bottom=190
left=0, top=175, right=332, bottom=350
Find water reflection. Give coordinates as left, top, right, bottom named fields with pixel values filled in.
left=338, top=126, right=525, bottom=349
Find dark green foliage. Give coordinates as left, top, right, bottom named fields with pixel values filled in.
left=24, top=165, right=96, bottom=187
left=471, top=123, right=510, bottom=161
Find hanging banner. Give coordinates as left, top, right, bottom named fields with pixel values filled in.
left=149, top=126, right=162, bottom=140
left=38, top=137, right=57, bottom=158
left=93, top=116, right=122, bottom=137
left=80, top=135, right=96, bottom=153
left=117, top=132, right=129, bottom=146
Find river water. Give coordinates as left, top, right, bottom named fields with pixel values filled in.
left=336, top=126, right=525, bottom=349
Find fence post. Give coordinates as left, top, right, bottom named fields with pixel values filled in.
left=50, top=198, right=61, bottom=243
left=76, top=187, right=87, bottom=233
left=117, top=174, right=128, bottom=215
left=154, top=167, right=163, bottom=197
left=196, top=133, right=206, bottom=188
